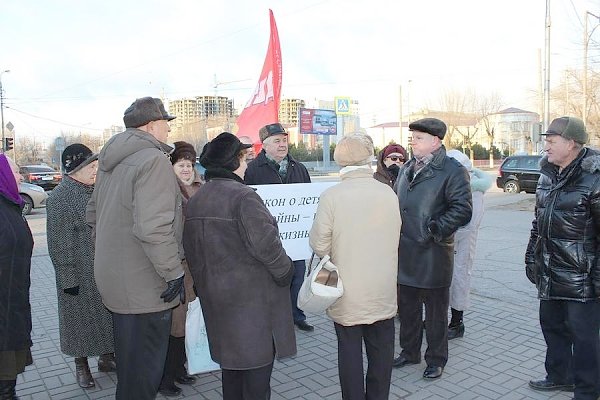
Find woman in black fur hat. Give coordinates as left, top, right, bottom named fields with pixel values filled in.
left=183, top=132, right=297, bottom=399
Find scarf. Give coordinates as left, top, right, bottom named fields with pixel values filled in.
left=0, top=154, right=24, bottom=207
left=265, top=153, right=289, bottom=181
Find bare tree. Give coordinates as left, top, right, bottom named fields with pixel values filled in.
left=473, top=93, right=503, bottom=167
left=437, top=87, right=477, bottom=147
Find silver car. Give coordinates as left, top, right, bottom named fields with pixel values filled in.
left=19, top=182, right=48, bottom=215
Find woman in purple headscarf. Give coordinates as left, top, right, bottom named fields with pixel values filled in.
left=0, top=154, right=34, bottom=399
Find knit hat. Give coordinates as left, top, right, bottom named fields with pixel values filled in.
left=171, top=141, right=197, bottom=165
left=542, top=116, right=588, bottom=144
left=382, top=144, right=408, bottom=161
left=199, top=132, right=252, bottom=171
left=334, top=133, right=374, bottom=167
left=446, top=149, right=472, bottom=172
left=62, top=143, right=98, bottom=175
left=409, top=118, right=447, bottom=139
left=123, top=97, right=176, bottom=128
left=259, top=123, right=288, bottom=142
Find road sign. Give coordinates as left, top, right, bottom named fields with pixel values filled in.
left=335, top=97, right=351, bottom=115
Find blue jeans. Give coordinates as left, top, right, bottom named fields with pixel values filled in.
left=290, top=260, right=306, bottom=323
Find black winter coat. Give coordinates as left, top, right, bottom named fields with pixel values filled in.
left=183, top=170, right=296, bottom=370
left=525, top=149, right=600, bottom=301
left=395, top=147, right=472, bottom=288
left=244, top=150, right=311, bottom=185
left=0, top=194, right=34, bottom=352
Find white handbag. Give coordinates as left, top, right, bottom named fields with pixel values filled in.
left=297, top=253, right=344, bottom=313
left=185, top=298, right=220, bottom=374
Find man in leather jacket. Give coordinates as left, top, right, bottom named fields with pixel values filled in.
left=393, top=118, right=472, bottom=380
left=525, top=116, right=600, bottom=399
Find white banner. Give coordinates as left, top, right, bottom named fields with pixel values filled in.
left=251, top=182, right=336, bottom=261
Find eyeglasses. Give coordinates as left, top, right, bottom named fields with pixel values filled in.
left=387, top=156, right=404, bottom=162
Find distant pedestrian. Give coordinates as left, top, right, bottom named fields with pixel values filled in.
left=184, top=132, right=296, bottom=400
left=0, top=155, right=34, bottom=400
left=310, top=133, right=401, bottom=400
left=244, top=123, right=314, bottom=332
left=374, top=143, right=407, bottom=188
left=87, top=97, right=185, bottom=400
left=47, top=144, right=115, bottom=389
left=446, top=149, right=493, bottom=340
left=158, top=141, right=201, bottom=397
left=393, top=118, right=472, bottom=380
left=525, top=116, right=600, bottom=399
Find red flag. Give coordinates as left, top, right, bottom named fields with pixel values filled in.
left=236, top=9, right=282, bottom=149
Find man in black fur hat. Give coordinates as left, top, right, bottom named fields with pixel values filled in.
left=525, top=116, right=600, bottom=399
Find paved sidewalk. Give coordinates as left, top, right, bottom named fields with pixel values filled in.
left=16, top=192, right=575, bottom=399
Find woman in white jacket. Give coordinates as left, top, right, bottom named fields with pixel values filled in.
left=446, top=150, right=493, bottom=339
left=309, top=134, right=401, bottom=400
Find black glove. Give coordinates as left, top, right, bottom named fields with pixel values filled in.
left=64, top=286, right=80, bottom=296
left=160, top=275, right=185, bottom=304
left=387, top=163, right=400, bottom=178
left=525, top=263, right=537, bottom=284
left=427, top=220, right=442, bottom=243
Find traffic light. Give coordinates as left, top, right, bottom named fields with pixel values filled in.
left=3, top=137, right=13, bottom=151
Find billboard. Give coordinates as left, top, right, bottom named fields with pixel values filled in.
left=299, top=108, right=337, bottom=135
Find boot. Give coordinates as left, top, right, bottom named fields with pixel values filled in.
left=98, top=353, right=117, bottom=372
left=75, top=357, right=95, bottom=388
left=0, top=380, right=18, bottom=400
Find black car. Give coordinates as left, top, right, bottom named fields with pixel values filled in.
left=496, top=155, right=542, bottom=194
left=19, top=165, right=62, bottom=191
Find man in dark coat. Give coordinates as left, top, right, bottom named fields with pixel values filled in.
left=184, top=132, right=296, bottom=399
left=525, top=116, right=600, bottom=399
left=393, top=118, right=472, bottom=380
left=244, top=123, right=314, bottom=332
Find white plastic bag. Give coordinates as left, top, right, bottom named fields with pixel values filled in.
left=297, top=254, right=344, bottom=313
left=185, top=298, right=220, bottom=374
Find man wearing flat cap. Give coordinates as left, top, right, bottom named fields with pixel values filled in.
left=525, top=116, right=600, bottom=398
left=244, top=123, right=314, bottom=332
left=393, top=117, right=472, bottom=380
left=86, top=97, right=185, bottom=399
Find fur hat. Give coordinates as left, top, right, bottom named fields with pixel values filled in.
left=446, top=149, right=472, bottom=171
left=62, top=143, right=98, bottom=175
left=382, top=144, right=408, bottom=161
left=123, top=97, right=176, bottom=128
left=542, top=116, right=588, bottom=144
left=171, top=141, right=197, bottom=165
left=199, top=132, right=252, bottom=171
left=334, top=133, right=374, bottom=167
left=409, top=118, right=447, bottom=139
left=259, top=123, right=288, bottom=142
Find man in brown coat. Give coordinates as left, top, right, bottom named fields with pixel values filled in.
left=87, top=97, right=185, bottom=400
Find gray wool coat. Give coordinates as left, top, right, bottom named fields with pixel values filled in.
left=47, top=176, right=114, bottom=357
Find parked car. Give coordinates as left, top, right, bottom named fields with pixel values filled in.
left=19, top=165, right=62, bottom=191
left=19, top=182, right=48, bottom=215
left=496, top=155, right=542, bottom=194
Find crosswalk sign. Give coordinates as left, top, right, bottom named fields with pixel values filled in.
left=335, top=97, right=351, bottom=115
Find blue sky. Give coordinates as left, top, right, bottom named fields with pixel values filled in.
left=0, top=0, right=597, bottom=142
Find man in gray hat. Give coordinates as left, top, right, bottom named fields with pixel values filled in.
left=244, top=123, right=314, bottom=332
left=87, top=97, right=185, bottom=400
left=393, top=117, right=472, bottom=380
left=525, top=116, right=600, bottom=399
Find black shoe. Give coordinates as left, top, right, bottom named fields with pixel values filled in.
left=528, top=378, right=574, bottom=392
left=295, top=320, right=314, bottom=332
left=392, top=355, right=420, bottom=368
left=98, top=353, right=117, bottom=372
left=448, top=322, right=465, bottom=340
left=175, top=374, right=196, bottom=385
left=158, top=383, right=182, bottom=397
left=423, top=365, right=443, bottom=379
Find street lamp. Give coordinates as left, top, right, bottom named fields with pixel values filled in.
left=583, top=11, right=600, bottom=129
left=0, top=69, right=9, bottom=153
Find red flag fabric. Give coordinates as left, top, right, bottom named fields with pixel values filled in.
left=236, top=9, right=282, bottom=146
